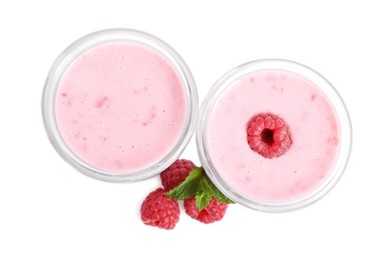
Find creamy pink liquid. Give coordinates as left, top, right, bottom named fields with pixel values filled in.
left=55, top=41, right=186, bottom=173
left=206, top=70, right=340, bottom=202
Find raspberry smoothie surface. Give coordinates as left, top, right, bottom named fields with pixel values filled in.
left=55, top=41, right=186, bottom=173
left=206, top=69, right=341, bottom=203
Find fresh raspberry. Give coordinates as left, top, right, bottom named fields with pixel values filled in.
left=140, top=188, right=180, bottom=230
left=184, top=198, right=228, bottom=224
left=247, top=113, right=292, bottom=159
left=160, top=159, right=196, bottom=190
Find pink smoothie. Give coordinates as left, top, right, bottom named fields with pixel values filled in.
left=55, top=41, right=186, bottom=173
left=206, top=69, right=340, bottom=202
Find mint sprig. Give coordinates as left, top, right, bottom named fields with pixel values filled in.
left=166, top=167, right=235, bottom=211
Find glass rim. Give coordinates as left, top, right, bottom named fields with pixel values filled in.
left=42, top=28, right=198, bottom=182
left=196, top=59, right=352, bottom=212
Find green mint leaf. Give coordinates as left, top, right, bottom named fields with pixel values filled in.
left=166, top=167, right=203, bottom=200
left=210, top=187, right=235, bottom=204
left=203, top=172, right=235, bottom=204
left=195, top=192, right=212, bottom=211
left=166, top=167, right=235, bottom=207
left=198, top=173, right=214, bottom=195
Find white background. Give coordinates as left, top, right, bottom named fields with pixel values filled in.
left=0, top=1, right=389, bottom=259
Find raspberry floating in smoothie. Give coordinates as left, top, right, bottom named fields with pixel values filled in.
left=247, top=113, right=292, bottom=158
